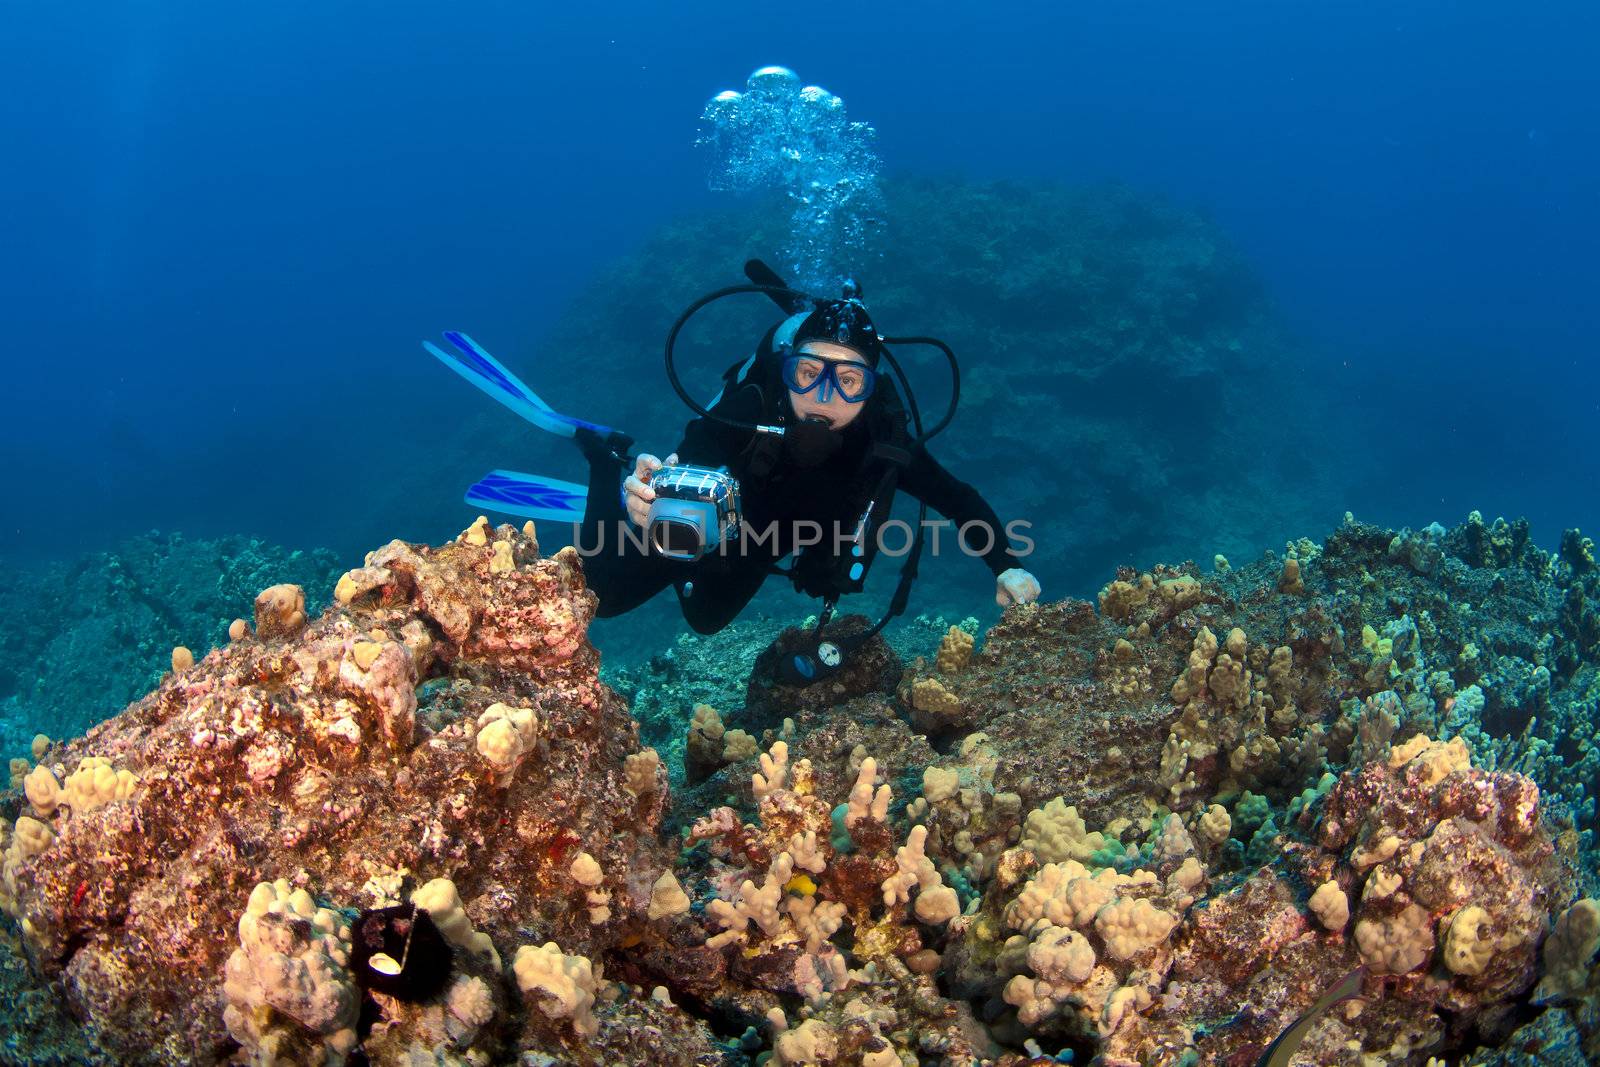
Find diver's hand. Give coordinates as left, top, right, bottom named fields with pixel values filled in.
left=996, top=568, right=1041, bottom=607
left=624, top=452, right=677, bottom=528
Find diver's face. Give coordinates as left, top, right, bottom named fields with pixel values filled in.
left=787, top=341, right=871, bottom=429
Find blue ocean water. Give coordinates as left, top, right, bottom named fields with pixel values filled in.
left=3, top=9, right=1600, bottom=1063
left=2, top=0, right=1596, bottom=574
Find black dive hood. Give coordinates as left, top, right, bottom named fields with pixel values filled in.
left=663, top=260, right=964, bottom=686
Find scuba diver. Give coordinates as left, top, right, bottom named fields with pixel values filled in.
left=426, top=262, right=1040, bottom=682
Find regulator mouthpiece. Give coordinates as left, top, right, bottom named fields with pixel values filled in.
left=782, top=418, right=845, bottom=468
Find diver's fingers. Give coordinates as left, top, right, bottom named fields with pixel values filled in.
left=625, top=452, right=679, bottom=528
left=628, top=454, right=667, bottom=499
left=996, top=568, right=1042, bottom=607
left=625, top=452, right=673, bottom=527
left=626, top=492, right=650, bottom=528
left=632, top=453, right=662, bottom=485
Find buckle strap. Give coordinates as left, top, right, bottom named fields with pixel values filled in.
left=870, top=442, right=912, bottom=467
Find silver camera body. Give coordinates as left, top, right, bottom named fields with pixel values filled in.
left=646, top=465, right=743, bottom=561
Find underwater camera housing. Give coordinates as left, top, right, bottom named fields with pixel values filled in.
left=646, top=465, right=743, bottom=561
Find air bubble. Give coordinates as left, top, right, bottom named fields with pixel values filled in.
left=696, top=66, right=883, bottom=292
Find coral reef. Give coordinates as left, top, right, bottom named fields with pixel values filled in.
left=0, top=522, right=705, bottom=1065
left=0, top=509, right=1596, bottom=1065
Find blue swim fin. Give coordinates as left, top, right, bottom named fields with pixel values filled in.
left=464, top=470, right=588, bottom=524
left=424, top=331, right=618, bottom=439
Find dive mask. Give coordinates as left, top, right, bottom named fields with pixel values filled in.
left=782, top=353, right=876, bottom=403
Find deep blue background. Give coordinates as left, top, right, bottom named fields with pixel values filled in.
left=3, top=0, right=1596, bottom=573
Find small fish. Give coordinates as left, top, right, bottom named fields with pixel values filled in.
left=1255, top=966, right=1369, bottom=1067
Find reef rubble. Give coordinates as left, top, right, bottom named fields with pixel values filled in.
left=0, top=510, right=1596, bottom=1065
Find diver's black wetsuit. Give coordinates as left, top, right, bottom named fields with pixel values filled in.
left=578, top=369, right=1022, bottom=634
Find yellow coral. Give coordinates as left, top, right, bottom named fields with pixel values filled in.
left=1006, top=861, right=1124, bottom=932
left=1387, top=734, right=1471, bottom=786
left=623, top=749, right=660, bottom=796
left=846, top=756, right=891, bottom=827
left=1442, top=905, right=1496, bottom=976
left=686, top=704, right=729, bottom=774
left=1021, top=798, right=1106, bottom=865
left=512, top=942, right=601, bottom=1037
left=351, top=640, right=383, bottom=671
left=1309, top=879, right=1350, bottom=931
left=333, top=565, right=390, bottom=607
left=1098, top=574, right=1154, bottom=622
left=1095, top=897, right=1178, bottom=961
left=648, top=872, right=691, bottom=920
left=1278, top=557, right=1305, bottom=595
left=1267, top=645, right=1294, bottom=691
left=445, top=975, right=495, bottom=1031
left=1158, top=576, right=1202, bottom=611
left=23, top=766, right=61, bottom=818
left=1352, top=833, right=1401, bottom=871
left=1102, top=984, right=1153, bottom=1036
left=1208, top=651, right=1250, bottom=709
left=936, top=626, right=975, bottom=673
left=1354, top=902, right=1434, bottom=974
left=911, top=677, right=962, bottom=721
left=1198, top=804, right=1231, bottom=845
left=751, top=740, right=789, bottom=799
left=922, top=766, right=960, bottom=805
left=1170, top=626, right=1219, bottom=704
left=413, top=878, right=500, bottom=969
left=722, top=729, right=758, bottom=762
left=774, top=1019, right=839, bottom=1065
left=568, top=852, right=604, bottom=888
left=475, top=703, right=538, bottom=775
left=1028, top=924, right=1096, bottom=984
left=461, top=515, right=491, bottom=546
left=690, top=703, right=723, bottom=741
left=11, top=816, right=54, bottom=860
left=61, top=757, right=139, bottom=813
left=253, top=583, right=306, bottom=638
left=915, top=885, right=960, bottom=925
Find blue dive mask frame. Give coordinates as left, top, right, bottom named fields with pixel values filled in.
left=781, top=353, right=877, bottom=403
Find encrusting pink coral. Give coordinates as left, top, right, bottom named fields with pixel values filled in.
left=0, top=522, right=719, bottom=1066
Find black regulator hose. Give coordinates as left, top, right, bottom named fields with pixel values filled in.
left=878, top=335, right=960, bottom=444
left=662, top=283, right=814, bottom=432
